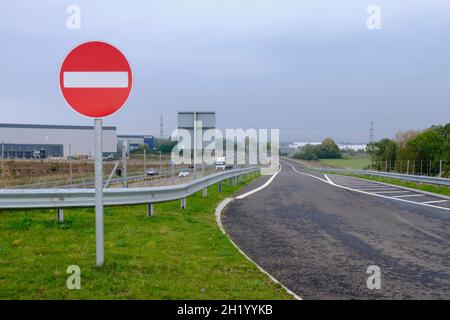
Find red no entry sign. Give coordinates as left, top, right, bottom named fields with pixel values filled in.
left=59, top=41, right=132, bottom=118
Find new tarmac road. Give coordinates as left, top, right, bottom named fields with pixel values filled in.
left=222, top=160, right=450, bottom=299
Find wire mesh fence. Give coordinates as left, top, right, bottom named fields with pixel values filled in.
left=369, top=159, right=450, bottom=178
left=0, top=152, right=246, bottom=189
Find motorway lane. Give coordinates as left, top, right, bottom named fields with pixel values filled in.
left=222, top=161, right=450, bottom=299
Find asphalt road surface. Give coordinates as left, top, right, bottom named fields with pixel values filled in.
left=222, top=160, right=450, bottom=299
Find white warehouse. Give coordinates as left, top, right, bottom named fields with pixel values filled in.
left=0, top=123, right=117, bottom=159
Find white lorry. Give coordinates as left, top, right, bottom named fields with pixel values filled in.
left=215, top=156, right=226, bottom=170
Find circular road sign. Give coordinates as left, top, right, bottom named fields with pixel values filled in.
left=59, top=41, right=132, bottom=118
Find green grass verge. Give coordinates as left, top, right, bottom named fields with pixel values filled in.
left=319, top=158, right=371, bottom=170
left=339, top=173, right=450, bottom=197
left=0, top=176, right=292, bottom=300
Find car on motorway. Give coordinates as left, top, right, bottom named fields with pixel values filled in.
left=178, top=169, right=190, bottom=177
left=147, top=169, right=158, bottom=176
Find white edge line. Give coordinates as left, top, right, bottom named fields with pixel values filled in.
left=324, top=174, right=334, bottom=184
left=215, top=197, right=302, bottom=300
left=283, top=160, right=450, bottom=212
left=236, top=166, right=281, bottom=199
left=283, top=161, right=328, bottom=183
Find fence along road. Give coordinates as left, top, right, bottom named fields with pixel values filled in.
left=0, top=166, right=259, bottom=212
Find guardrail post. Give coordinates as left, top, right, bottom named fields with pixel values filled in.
left=181, top=198, right=186, bottom=209
left=202, top=187, right=208, bottom=198
left=57, top=208, right=64, bottom=223
left=147, top=203, right=154, bottom=217
left=218, top=181, right=222, bottom=193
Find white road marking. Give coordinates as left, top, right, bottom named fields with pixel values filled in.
left=350, top=185, right=395, bottom=188
left=324, top=174, right=334, bottom=184
left=63, top=71, right=129, bottom=88
left=421, top=199, right=448, bottom=204
left=285, top=161, right=328, bottom=183
left=236, top=166, right=281, bottom=199
left=282, top=160, right=450, bottom=212
left=357, top=188, right=402, bottom=191
left=392, top=194, right=426, bottom=198
left=215, top=197, right=302, bottom=300
left=342, top=185, right=381, bottom=187
left=371, top=190, right=410, bottom=194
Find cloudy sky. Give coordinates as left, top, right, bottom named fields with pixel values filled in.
left=0, top=0, right=449, bottom=142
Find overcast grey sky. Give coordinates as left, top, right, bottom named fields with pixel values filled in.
left=0, top=0, right=449, bottom=142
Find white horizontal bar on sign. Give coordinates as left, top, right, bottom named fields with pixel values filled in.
left=63, top=71, right=128, bottom=88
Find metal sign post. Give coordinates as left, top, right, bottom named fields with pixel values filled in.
left=94, top=118, right=104, bottom=266
left=60, top=41, right=132, bottom=267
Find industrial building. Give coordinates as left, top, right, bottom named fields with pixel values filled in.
left=117, top=135, right=155, bottom=153
left=0, top=123, right=117, bottom=159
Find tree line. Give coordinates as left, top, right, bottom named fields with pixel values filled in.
left=293, top=138, right=342, bottom=160
left=367, top=123, right=450, bottom=176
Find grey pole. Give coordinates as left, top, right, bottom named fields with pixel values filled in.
left=193, top=112, right=197, bottom=180
left=69, top=144, right=73, bottom=184
left=159, top=150, right=162, bottom=174
left=1, top=140, right=4, bottom=177
left=143, top=148, right=146, bottom=175
left=57, top=208, right=64, bottom=223
left=172, top=161, right=175, bottom=184
left=407, top=160, right=410, bottom=175
left=94, top=118, right=104, bottom=267
left=104, top=161, right=119, bottom=188
left=202, top=159, right=205, bottom=177
left=122, top=141, right=128, bottom=188
left=147, top=203, right=154, bottom=217
left=439, top=159, right=443, bottom=177
left=218, top=181, right=222, bottom=193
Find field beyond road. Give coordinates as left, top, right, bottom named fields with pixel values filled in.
left=0, top=176, right=291, bottom=300
left=319, top=158, right=371, bottom=170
